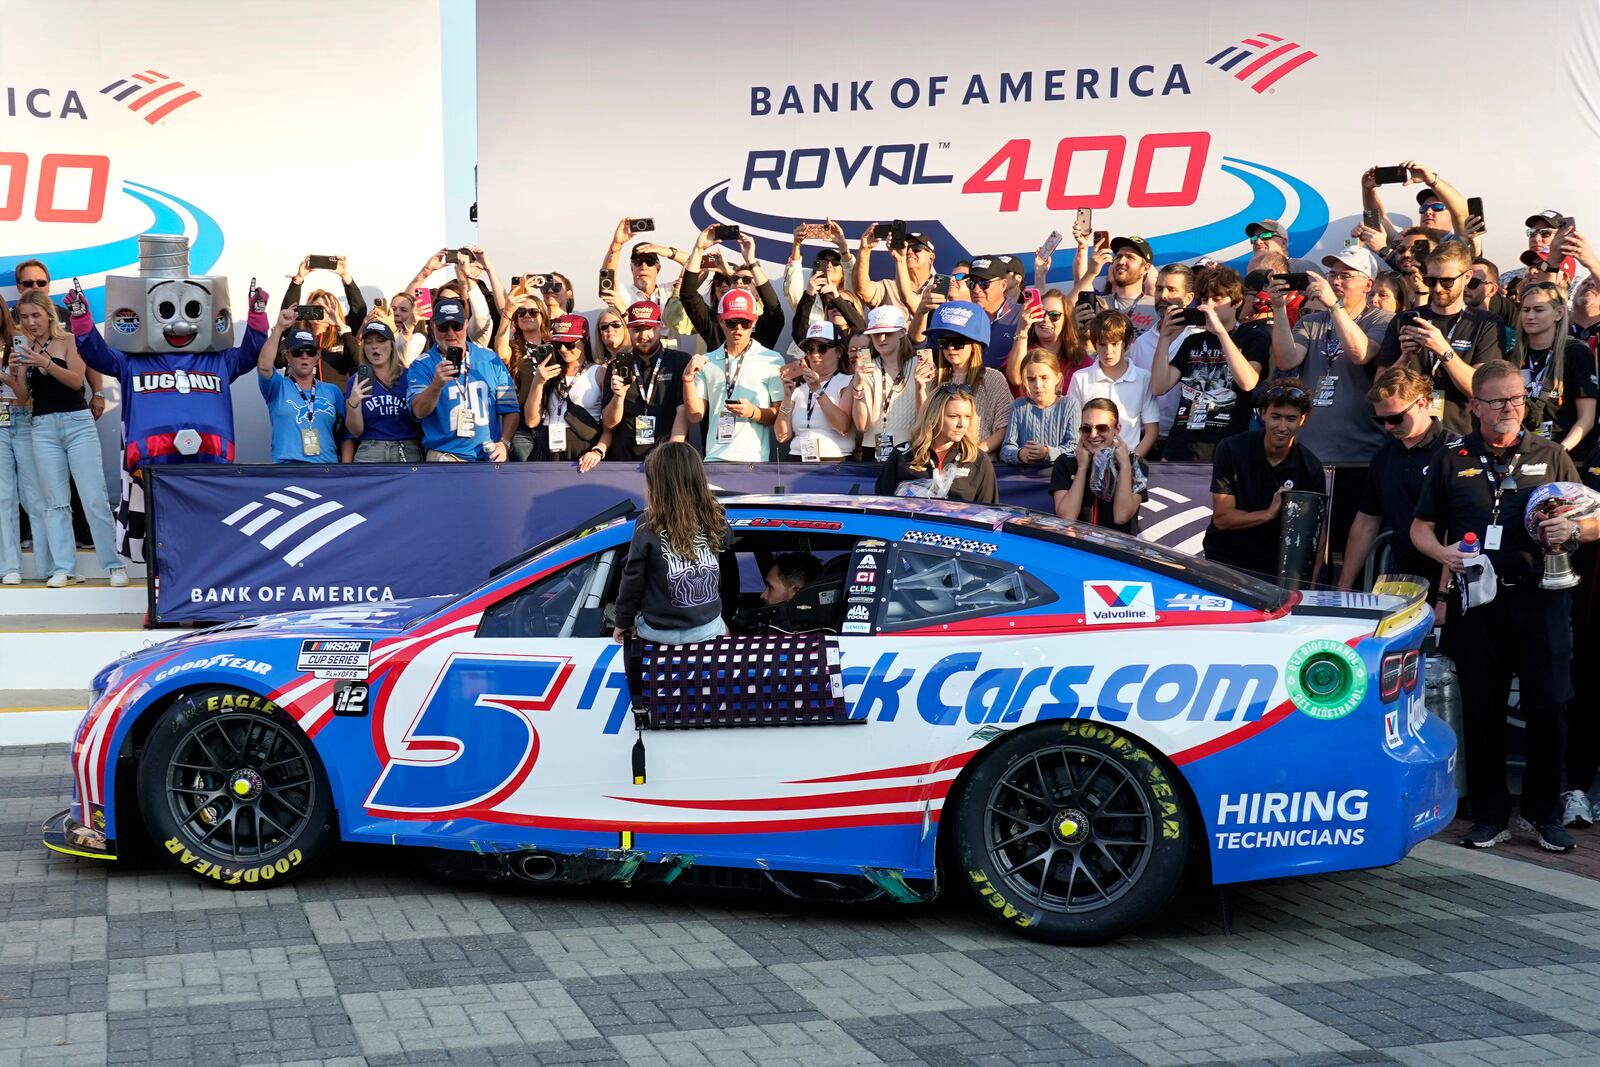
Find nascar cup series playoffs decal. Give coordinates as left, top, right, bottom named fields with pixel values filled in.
left=297, top=639, right=371, bottom=680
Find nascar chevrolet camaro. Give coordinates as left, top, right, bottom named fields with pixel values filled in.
left=45, top=496, right=1454, bottom=943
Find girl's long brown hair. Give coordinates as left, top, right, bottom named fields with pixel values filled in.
left=908, top=385, right=980, bottom=470
left=642, top=442, right=727, bottom=560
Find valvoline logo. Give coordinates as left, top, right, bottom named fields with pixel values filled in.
left=1083, top=581, right=1157, bottom=625
left=1, top=67, right=223, bottom=322
left=1088, top=583, right=1144, bottom=609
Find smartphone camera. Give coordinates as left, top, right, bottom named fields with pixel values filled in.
left=307, top=254, right=339, bottom=271
left=1176, top=308, right=1210, bottom=327
left=295, top=305, right=325, bottom=321
left=711, top=224, right=741, bottom=241
left=628, top=218, right=655, bottom=233
left=1372, top=166, right=1409, bottom=186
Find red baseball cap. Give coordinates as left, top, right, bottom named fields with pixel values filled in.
left=626, top=301, right=662, bottom=328
left=551, top=314, right=589, bottom=343
left=718, top=288, right=757, bottom=323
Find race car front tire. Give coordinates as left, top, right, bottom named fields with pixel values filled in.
left=951, top=720, right=1190, bottom=944
left=136, top=687, right=335, bottom=889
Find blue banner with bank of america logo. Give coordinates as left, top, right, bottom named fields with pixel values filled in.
left=145, top=462, right=1215, bottom=625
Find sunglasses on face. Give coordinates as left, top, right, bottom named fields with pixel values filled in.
left=1079, top=423, right=1114, bottom=435
left=631, top=255, right=659, bottom=267
left=1248, top=232, right=1279, bottom=244
left=434, top=322, right=465, bottom=333
left=1528, top=228, right=1557, bottom=239
left=543, top=283, right=565, bottom=293
left=1423, top=272, right=1465, bottom=289
left=1262, top=385, right=1307, bottom=403
left=555, top=339, right=582, bottom=349
left=721, top=319, right=754, bottom=330
left=1043, top=310, right=1063, bottom=322
left=731, top=275, right=755, bottom=286
left=1419, top=202, right=1446, bottom=213
left=599, top=321, right=625, bottom=330
left=950, top=273, right=969, bottom=282
left=801, top=344, right=837, bottom=356
left=16, top=279, right=48, bottom=289
left=968, top=277, right=996, bottom=289
left=933, top=337, right=970, bottom=350
left=1371, top=409, right=1413, bottom=426
left=515, top=307, right=541, bottom=317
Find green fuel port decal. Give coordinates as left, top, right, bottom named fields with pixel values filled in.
left=1287, top=639, right=1367, bottom=720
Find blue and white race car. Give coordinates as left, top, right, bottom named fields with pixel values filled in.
left=45, top=496, right=1454, bottom=943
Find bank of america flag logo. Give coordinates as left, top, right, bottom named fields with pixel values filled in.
left=99, top=69, right=203, bottom=124
left=1205, top=32, right=1318, bottom=93
left=222, top=486, right=366, bottom=567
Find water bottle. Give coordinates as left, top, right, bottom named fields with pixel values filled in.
left=1457, top=532, right=1488, bottom=610
left=1458, top=532, right=1479, bottom=556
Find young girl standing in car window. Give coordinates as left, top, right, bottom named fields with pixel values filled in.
left=614, top=442, right=728, bottom=644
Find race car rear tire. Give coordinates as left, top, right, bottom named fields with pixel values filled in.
left=951, top=720, right=1190, bottom=945
left=136, top=687, right=335, bottom=889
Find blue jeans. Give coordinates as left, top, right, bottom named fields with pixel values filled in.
left=32, top=410, right=121, bottom=575
left=0, top=407, right=55, bottom=576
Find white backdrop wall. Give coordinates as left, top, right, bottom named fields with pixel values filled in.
left=478, top=0, right=1600, bottom=313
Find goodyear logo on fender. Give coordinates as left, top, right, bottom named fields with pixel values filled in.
left=842, top=651, right=1277, bottom=725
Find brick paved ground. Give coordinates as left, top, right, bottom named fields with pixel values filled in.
left=6, top=742, right=1600, bottom=1066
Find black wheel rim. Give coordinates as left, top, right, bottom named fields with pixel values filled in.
left=982, top=743, right=1155, bottom=913
left=164, top=712, right=317, bottom=861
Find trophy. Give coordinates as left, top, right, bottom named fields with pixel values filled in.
left=1524, top=482, right=1600, bottom=590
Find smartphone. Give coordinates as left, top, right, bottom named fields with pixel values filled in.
left=538, top=345, right=560, bottom=366
left=1465, top=197, right=1483, bottom=221
left=307, top=254, right=339, bottom=271
left=599, top=268, right=616, bottom=296
left=527, top=274, right=548, bottom=290
left=1074, top=208, right=1093, bottom=240
left=1176, top=308, right=1210, bottom=328
left=1023, top=286, right=1043, bottom=311
left=355, top=364, right=374, bottom=386
left=1372, top=166, right=1409, bottom=186
left=628, top=218, right=655, bottom=233
left=294, top=305, right=325, bottom=321
left=711, top=224, right=741, bottom=241
left=798, top=222, right=830, bottom=239
left=1560, top=216, right=1576, bottom=231
left=1093, top=230, right=1111, bottom=252
left=886, top=219, right=907, bottom=251
left=1076, top=292, right=1098, bottom=310
left=932, top=274, right=951, bottom=299
left=443, top=346, right=465, bottom=370
left=1361, top=208, right=1382, bottom=230
left=1282, top=272, right=1311, bottom=292
left=1041, top=230, right=1064, bottom=259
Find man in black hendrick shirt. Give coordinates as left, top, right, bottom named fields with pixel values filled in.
left=600, top=302, right=689, bottom=461
left=1375, top=241, right=1506, bottom=436
left=1202, top=379, right=1324, bottom=579
left=1151, top=266, right=1269, bottom=463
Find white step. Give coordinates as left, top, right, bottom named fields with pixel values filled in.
left=0, top=578, right=149, bottom=615
left=0, top=690, right=89, bottom=747
left=15, top=548, right=147, bottom=581
left=0, top=615, right=157, bottom=690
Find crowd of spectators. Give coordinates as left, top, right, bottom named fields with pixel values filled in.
left=6, top=161, right=1600, bottom=850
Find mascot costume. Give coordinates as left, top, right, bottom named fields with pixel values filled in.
left=67, top=234, right=269, bottom=562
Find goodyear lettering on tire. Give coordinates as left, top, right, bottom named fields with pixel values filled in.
left=164, top=837, right=303, bottom=886
left=1057, top=721, right=1183, bottom=841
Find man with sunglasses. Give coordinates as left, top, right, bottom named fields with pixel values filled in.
left=1497, top=210, right=1565, bottom=288
left=601, top=302, right=690, bottom=462
left=1338, top=367, right=1446, bottom=592
left=1412, top=360, right=1596, bottom=852
left=406, top=297, right=519, bottom=462
left=1359, top=162, right=1470, bottom=248
left=855, top=225, right=936, bottom=316
left=681, top=288, right=785, bottom=463
left=1464, top=257, right=1516, bottom=340
left=1376, top=242, right=1505, bottom=436
left=1201, top=379, right=1324, bottom=580
left=961, top=257, right=1021, bottom=372
left=1243, top=219, right=1319, bottom=277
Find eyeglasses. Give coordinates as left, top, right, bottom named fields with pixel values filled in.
left=1043, top=310, right=1063, bottom=322
left=1478, top=394, right=1528, bottom=410
left=515, top=307, right=541, bottom=317
left=1079, top=423, right=1115, bottom=435
left=1247, top=231, right=1279, bottom=244
left=1371, top=410, right=1412, bottom=427
left=1528, top=228, right=1557, bottom=239
left=434, top=322, right=465, bottom=333
left=932, top=336, right=970, bottom=350
left=800, top=344, right=837, bottom=356
left=15, top=278, right=48, bottom=289
left=968, top=277, right=996, bottom=289
left=1422, top=272, right=1465, bottom=289
left=631, top=254, right=659, bottom=266
left=1418, top=202, right=1447, bottom=213
left=599, top=321, right=625, bottom=331
left=950, top=273, right=969, bottom=282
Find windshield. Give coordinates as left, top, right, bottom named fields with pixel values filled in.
left=1002, top=512, right=1292, bottom=612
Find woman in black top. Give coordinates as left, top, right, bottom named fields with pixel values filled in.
left=614, top=442, right=728, bottom=644
left=279, top=255, right=366, bottom=382
left=1514, top=282, right=1598, bottom=457
left=1050, top=397, right=1148, bottom=534
left=876, top=383, right=999, bottom=503
left=11, top=291, right=125, bottom=586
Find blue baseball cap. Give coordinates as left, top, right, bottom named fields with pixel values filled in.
left=361, top=320, right=394, bottom=340
left=283, top=327, right=319, bottom=353
left=433, top=298, right=467, bottom=327
left=926, top=301, right=990, bottom=348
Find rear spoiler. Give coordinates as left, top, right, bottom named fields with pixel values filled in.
left=1372, top=575, right=1430, bottom=638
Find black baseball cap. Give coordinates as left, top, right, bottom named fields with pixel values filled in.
left=967, top=256, right=1006, bottom=281
left=433, top=298, right=467, bottom=327
left=283, top=328, right=319, bottom=353
left=905, top=232, right=935, bottom=253
left=1110, top=236, right=1154, bottom=262
left=361, top=320, right=394, bottom=340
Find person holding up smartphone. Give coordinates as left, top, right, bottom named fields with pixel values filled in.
left=257, top=310, right=345, bottom=466
left=680, top=288, right=786, bottom=463
left=854, top=224, right=937, bottom=316
left=280, top=254, right=366, bottom=385
left=341, top=320, right=421, bottom=464
left=853, top=305, right=919, bottom=461
left=1358, top=162, right=1472, bottom=248
left=1067, top=236, right=1159, bottom=340
left=601, top=302, right=691, bottom=463
left=790, top=251, right=865, bottom=354
left=678, top=226, right=784, bottom=352
left=406, top=296, right=519, bottom=463
left=785, top=220, right=853, bottom=312
left=775, top=322, right=858, bottom=462
left=524, top=315, right=608, bottom=470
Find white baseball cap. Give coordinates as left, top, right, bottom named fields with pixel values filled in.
left=802, top=320, right=840, bottom=344
left=1320, top=245, right=1381, bottom=279
left=863, top=305, right=908, bottom=335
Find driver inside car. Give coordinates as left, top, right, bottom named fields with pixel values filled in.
left=762, top=552, right=822, bottom=607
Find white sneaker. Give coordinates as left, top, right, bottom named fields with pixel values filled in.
left=1562, top=789, right=1595, bottom=829
left=46, top=573, right=67, bottom=588
left=1, top=571, right=19, bottom=586
left=108, top=568, right=129, bottom=588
